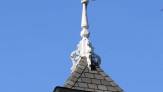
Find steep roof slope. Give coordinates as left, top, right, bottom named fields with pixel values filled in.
left=64, top=57, right=123, bottom=92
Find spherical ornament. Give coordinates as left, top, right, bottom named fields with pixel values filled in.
left=91, top=53, right=101, bottom=66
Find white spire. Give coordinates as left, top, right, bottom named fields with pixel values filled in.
left=81, top=0, right=89, bottom=38
left=80, top=0, right=91, bottom=58
left=70, top=0, right=101, bottom=72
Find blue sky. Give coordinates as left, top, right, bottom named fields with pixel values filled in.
left=0, top=0, right=163, bottom=92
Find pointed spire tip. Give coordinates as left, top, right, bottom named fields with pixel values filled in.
left=81, top=0, right=89, bottom=3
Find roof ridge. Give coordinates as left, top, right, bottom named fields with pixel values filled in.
left=71, top=63, right=88, bottom=88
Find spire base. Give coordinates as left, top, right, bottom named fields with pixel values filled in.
left=70, top=36, right=101, bottom=72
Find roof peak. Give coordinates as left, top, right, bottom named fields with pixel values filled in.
left=64, top=58, right=123, bottom=92
left=62, top=1, right=124, bottom=92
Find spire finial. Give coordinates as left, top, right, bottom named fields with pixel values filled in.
left=81, top=0, right=89, bottom=38
left=70, top=0, right=101, bottom=72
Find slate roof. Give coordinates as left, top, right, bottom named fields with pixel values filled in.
left=64, top=57, right=123, bottom=92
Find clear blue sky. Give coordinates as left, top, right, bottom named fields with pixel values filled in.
left=0, top=0, right=163, bottom=92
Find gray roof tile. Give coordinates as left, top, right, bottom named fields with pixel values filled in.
left=64, top=58, right=123, bottom=92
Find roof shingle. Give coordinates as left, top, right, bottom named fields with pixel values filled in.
left=64, top=57, right=123, bottom=92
